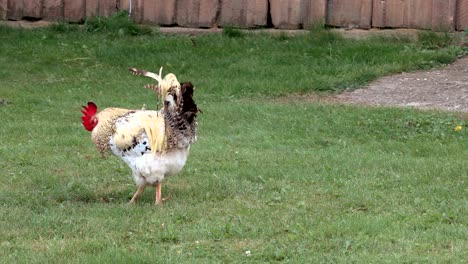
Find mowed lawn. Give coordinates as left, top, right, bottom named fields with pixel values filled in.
left=0, top=23, right=467, bottom=262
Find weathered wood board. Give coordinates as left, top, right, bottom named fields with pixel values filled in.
left=176, top=0, right=218, bottom=28
left=0, top=0, right=466, bottom=32
left=43, top=0, right=63, bottom=21
left=7, top=0, right=23, bottom=20
left=431, top=0, right=456, bottom=30
left=270, top=0, right=302, bottom=29
left=270, top=0, right=327, bottom=29
left=85, top=0, right=99, bottom=18
left=23, top=0, right=42, bottom=19
left=142, top=0, right=176, bottom=25
left=327, top=0, right=372, bottom=28
left=373, top=0, right=445, bottom=30
left=64, top=0, right=85, bottom=22
left=219, top=0, right=268, bottom=28
left=0, top=0, right=8, bottom=20
left=302, top=0, right=327, bottom=27
left=456, top=0, right=468, bottom=30
left=98, top=0, right=117, bottom=17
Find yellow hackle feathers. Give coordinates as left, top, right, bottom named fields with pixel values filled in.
left=143, top=68, right=181, bottom=153
left=123, top=66, right=183, bottom=154
left=159, top=73, right=181, bottom=101
left=111, top=111, right=168, bottom=154
left=129, top=66, right=181, bottom=109
left=141, top=112, right=167, bottom=154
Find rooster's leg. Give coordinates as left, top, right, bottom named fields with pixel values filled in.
left=155, top=182, right=162, bottom=206
left=129, top=185, right=146, bottom=204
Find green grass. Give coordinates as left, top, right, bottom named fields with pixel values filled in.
left=83, top=11, right=155, bottom=36
left=222, top=27, right=245, bottom=38
left=0, top=24, right=467, bottom=262
left=417, top=30, right=459, bottom=50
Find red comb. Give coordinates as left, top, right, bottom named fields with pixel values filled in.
left=81, top=102, right=98, bottom=131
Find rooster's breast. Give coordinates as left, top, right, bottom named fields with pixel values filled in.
left=110, top=133, right=189, bottom=186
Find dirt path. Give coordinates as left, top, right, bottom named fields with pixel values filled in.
left=335, top=57, right=468, bottom=112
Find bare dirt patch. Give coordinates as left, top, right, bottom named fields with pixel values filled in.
left=0, top=20, right=54, bottom=28
left=335, top=57, right=468, bottom=112
left=0, top=20, right=423, bottom=38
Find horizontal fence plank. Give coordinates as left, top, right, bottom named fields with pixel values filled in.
left=176, top=0, right=218, bottom=28
left=7, top=0, right=23, bottom=21
left=219, top=0, right=268, bottom=28
left=457, top=0, right=468, bottom=30
left=327, top=0, right=372, bottom=29
left=43, top=0, right=63, bottom=21
left=24, top=0, right=42, bottom=18
left=64, top=0, right=85, bottom=22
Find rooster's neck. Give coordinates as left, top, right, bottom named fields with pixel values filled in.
left=162, top=108, right=197, bottom=150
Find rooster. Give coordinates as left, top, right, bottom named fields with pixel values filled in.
left=81, top=68, right=199, bottom=205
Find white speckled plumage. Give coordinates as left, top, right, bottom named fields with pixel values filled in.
left=109, top=111, right=190, bottom=188
left=82, top=68, right=199, bottom=205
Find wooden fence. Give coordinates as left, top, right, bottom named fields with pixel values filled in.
left=1, top=0, right=468, bottom=31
